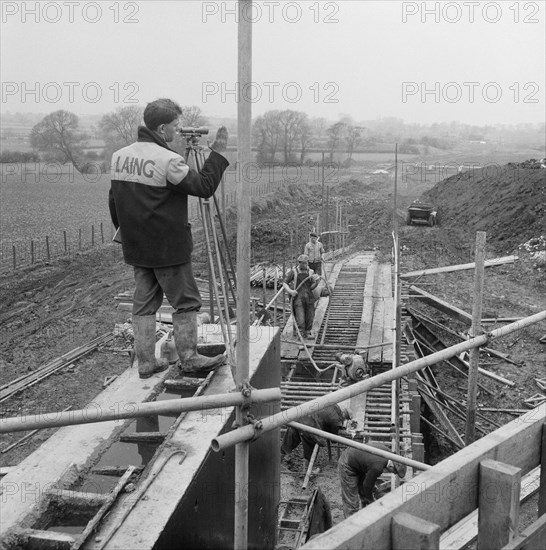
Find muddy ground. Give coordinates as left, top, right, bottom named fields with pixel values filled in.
left=0, top=159, right=545, bottom=541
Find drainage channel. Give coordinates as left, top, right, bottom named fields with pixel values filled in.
left=278, top=259, right=416, bottom=549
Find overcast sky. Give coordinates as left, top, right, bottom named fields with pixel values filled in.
left=1, top=0, right=545, bottom=125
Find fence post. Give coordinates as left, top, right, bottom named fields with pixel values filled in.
left=12, top=245, right=16, bottom=269
left=100, top=222, right=104, bottom=244
left=31, top=240, right=34, bottom=264
left=262, top=266, right=266, bottom=309
left=46, top=236, right=50, bottom=261
left=63, top=230, right=67, bottom=253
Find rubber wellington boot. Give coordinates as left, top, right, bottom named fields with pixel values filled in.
left=132, top=314, right=169, bottom=379
left=173, top=311, right=225, bottom=375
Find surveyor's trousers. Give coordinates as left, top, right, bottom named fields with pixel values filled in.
left=132, top=263, right=201, bottom=315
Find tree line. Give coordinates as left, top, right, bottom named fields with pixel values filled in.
left=12, top=106, right=374, bottom=174
left=6, top=106, right=496, bottom=174
left=13, top=106, right=207, bottom=174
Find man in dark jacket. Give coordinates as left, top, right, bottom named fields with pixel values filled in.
left=338, top=444, right=407, bottom=518
left=281, top=404, right=350, bottom=472
left=109, top=98, right=229, bottom=378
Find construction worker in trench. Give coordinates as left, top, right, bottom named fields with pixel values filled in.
left=338, top=443, right=407, bottom=518
left=282, top=254, right=320, bottom=340
left=281, top=404, right=351, bottom=473
left=304, top=231, right=325, bottom=275
left=109, top=98, right=230, bottom=379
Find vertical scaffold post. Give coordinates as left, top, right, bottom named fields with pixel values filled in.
left=465, top=231, right=486, bottom=444
left=235, top=2, right=252, bottom=549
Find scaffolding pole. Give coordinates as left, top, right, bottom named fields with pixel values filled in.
left=392, top=144, right=401, bottom=463
left=235, top=3, right=252, bottom=549
left=0, top=389, right=282, bottom=434
left=289, top=422, right=430, bottom=471
left=211, top=311, right=546, bottom=451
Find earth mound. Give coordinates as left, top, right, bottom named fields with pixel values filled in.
left=422, top=160, right=546, bottom=253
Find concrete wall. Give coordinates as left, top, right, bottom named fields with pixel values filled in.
left=155, top=332, right=281, bottom=549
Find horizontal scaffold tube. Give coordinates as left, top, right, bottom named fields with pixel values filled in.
left=211, top=311, right=545, bottom=451
left=0, top=388, right=282, bottom=434
left=289, top=421, right=431, bottom=471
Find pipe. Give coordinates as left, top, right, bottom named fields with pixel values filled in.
left=289, top=421, right=430, bottom=471
left=211, top=311, right=546, bottom=451
left=0, top=388, right=281, bottom=434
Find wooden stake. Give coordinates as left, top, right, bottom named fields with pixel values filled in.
left=539, top=422, right=546, bottom=515
left=477, top=459, right=521, bottom=550
left=465, top=231, right=486, bottom=445
left=302, top=444, right=319, bottom=490
left=392, top=512, right=440, bottom=550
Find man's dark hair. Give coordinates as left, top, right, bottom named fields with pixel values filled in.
left=143, top=98, right=182, bottom=130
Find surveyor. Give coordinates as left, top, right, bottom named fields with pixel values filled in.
left=282, top=254, right=320, bottom=339
left=338, top=444, right=407, bottom=518
left=281, top=404, right=351, bottom=473
left=304, top=232, right=325, bottom=275
left=108, top=98, right=230, bottom=379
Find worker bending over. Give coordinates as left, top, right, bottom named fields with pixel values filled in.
left=281, top=404, right=351, bottom=473
left=338, top=444, right=407, bottom=518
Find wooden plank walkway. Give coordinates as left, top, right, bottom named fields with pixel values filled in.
left=367, top=264, right=393, bottom=364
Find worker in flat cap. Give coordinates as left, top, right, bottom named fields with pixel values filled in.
left=304, top=232, right=325, bottom=275
left=338, top=443, right=407, bottom=518
left=283, top=254, right=320, bottom=339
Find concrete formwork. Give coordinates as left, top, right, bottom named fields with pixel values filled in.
left=1, top=326, right=281, bottom=550
left=154, top=328, right=281, bottom=550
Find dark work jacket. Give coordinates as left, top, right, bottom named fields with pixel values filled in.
left=301, top=404, right=345, bottom=438
left=108, top=126, right=229, bottom=267
left=340, top=444, right=389, bottom=503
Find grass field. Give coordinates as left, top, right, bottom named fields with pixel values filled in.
left=0, top=162, right=340, bottom=268
left=1, top=164, right=113, bottom=266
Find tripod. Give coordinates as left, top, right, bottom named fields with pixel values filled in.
left=180, top=130, right=236, bottom=371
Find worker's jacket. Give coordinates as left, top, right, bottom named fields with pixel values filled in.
left=109, top=126, right=228, bottom=267
left=284, top=266, right=319, bottom=298
left=339, top=444, right=389, bottom=503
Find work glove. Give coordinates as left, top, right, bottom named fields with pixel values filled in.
left=209, top=126, right=229, bottom=153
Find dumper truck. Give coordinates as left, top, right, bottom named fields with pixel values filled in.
left=406, top=200, right=438, bottom=226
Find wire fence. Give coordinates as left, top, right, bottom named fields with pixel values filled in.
left=0, top=221, right=120, bottom=271
left=1, top=177, right=320, bottom=272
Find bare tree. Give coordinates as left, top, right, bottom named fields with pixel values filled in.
left=346, top=126, right=364, bottom=161
left=299, top=119, right=313, bottom=164
left=30, top=110, right=86, bottom=172
left=253, top=110, right=282, bottom=163
left=311, top=117, right=328, bottom=140
left=99, top=106, right=143, bottom=147
left=179, top=105, right=208, bottom=127
left=326, top=121, right=346, bottom=161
